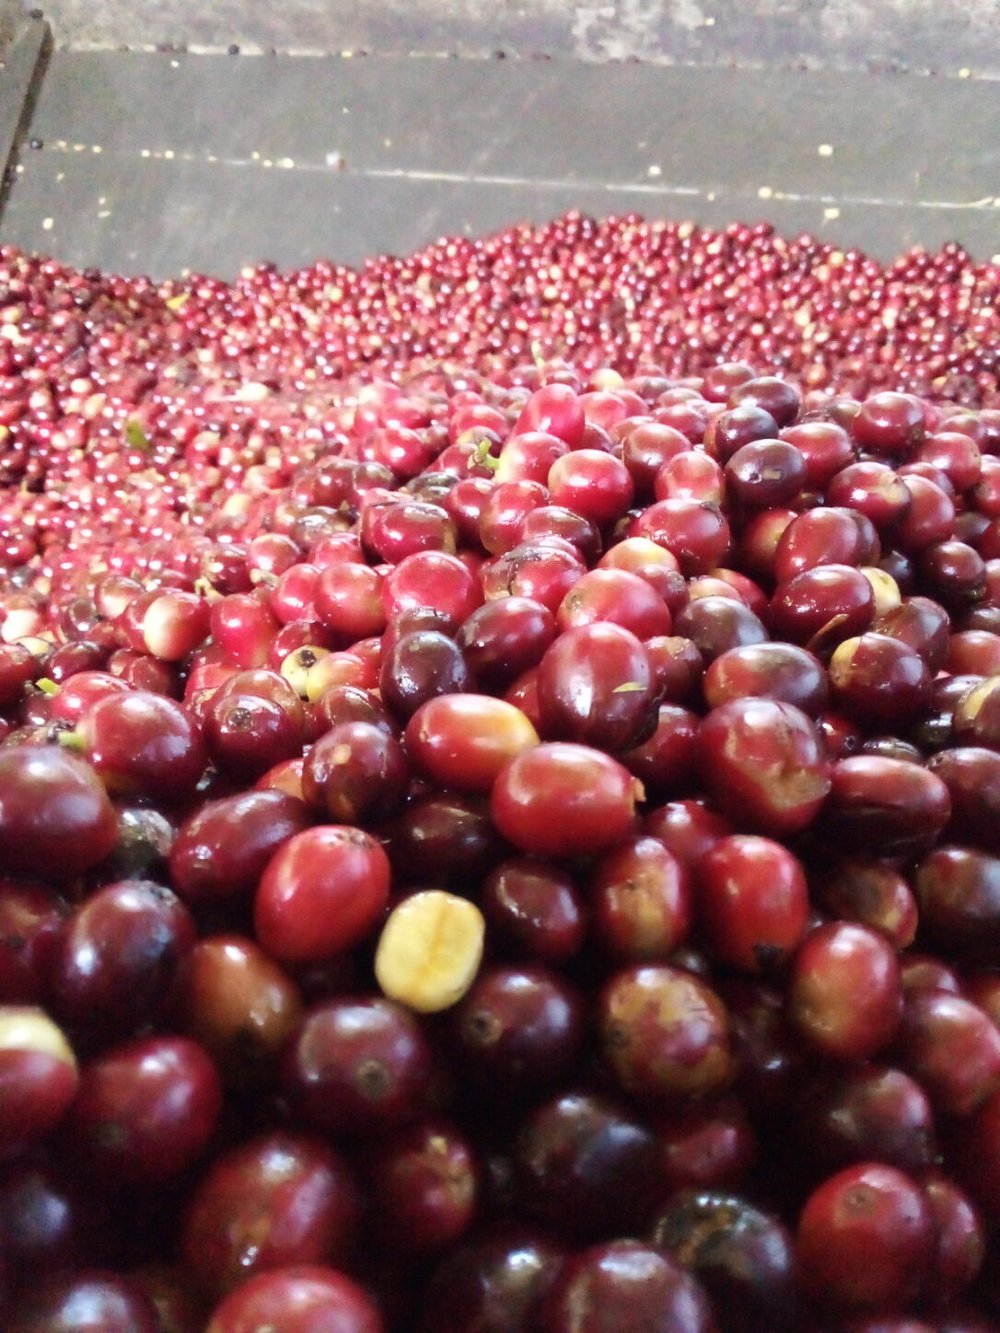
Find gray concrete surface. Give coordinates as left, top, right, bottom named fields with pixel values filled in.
left=0, top=5, right=997, bottom=279
left=16, top=0, right=1000, bottom=77
left=0, top=15, right=48, bottom=209
left=1, top=48, right=997, bottom=278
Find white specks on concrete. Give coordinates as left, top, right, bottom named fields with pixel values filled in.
left=672, top=0, right=709, bottom=33
left=41, top=217, right=53, bottom=230
left=647, top=164, right=662, bottom=178
left=818, top=143, right=834, bottom=157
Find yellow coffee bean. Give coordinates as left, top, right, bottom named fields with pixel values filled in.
left=375, top=890, right=485, bottom=1014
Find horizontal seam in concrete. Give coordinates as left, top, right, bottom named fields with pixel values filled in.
left=34, top=140, right=1000, bottom=212
left=36, top=41, right=1000, bottom=81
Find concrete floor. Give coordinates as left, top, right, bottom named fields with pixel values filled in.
left=0, top=9, right=998, bottom=278
left=21, top=0, right=1000, bottom=77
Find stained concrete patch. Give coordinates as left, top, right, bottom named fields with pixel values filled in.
left=17, top=0, right=1000, bottom=76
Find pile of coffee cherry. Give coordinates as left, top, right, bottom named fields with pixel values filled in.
left=0, top=212, right=1000, bottom=1330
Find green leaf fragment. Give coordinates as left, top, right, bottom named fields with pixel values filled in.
left=124, top=419, right=152, bottom=452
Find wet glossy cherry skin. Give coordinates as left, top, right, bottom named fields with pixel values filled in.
left=49, top=880, right=196, bottom=1046
left=456, top=595, right=557, bottom=691
left=76, top=690, right=207, bottom=803
left=0, top=883, right=69, bottom=1005
left=281, top=996, right=434, bottom=1137
left=535, top=621, right=658, bottom=752
left=674, top=594, right=768, bottom=664
left=590, top=834, right=691, bottom=963
left=62, top=1034, right=222, bottom=1185
left=6, top=1270, right=161, bottom=1333
left=365, top=1117, right=478, bottom=1258
left=383, top=791, right=504, bottom=888
left=651, top=1190, right=801, bottom=1331
left=46, top=670, right=131, bottom=725
left=302, top=721, right=409, bottom=824
left=619, top=701, right=699, bottom=798
left=820, top=755, right=951, bottom=859
left=180, top=1132, right=361, bottom=1302
left=927, top=746, right=1000, bottom=850
left=696, top=698, right=831, bottom=836
left=0, top=1153, right=114, bottom=1282
left=205, top=1265, right=385, bottom=1333
left=702, top=641, right=828, bottom=715
left=171, top=935, right=304, bottom=1089
left=417, top=1224, right=568, bottom=1333
left=653, top=1094, right=758, bottom=1195
left=768, top=563, right=876, bottom=652
left=913, top=844, right=1000, bottom=956
left=480, top=857, right=587, bottom=964
left=513, top=382, right=586, bottom=447
left=598, top=964, right=733, bottom=1104
left=791, top=1064, right=936, bottom=1176
left=919, top=1170, right=986, bottom=1309
left=378, top=627, right=474, bottom=719
left=813, top=858, right=918, bottom=949
left=513, top=1091, right=663, bottom=1241
left=0, top=745, right=118, bottom=881
left=788, top=922, right=903, bottom=1063
left=205, top=689, right=304, bottom=779
left=796, top=1162, right=934, bottom=1313
left=0, top=1007, right=79, bottom=1157
left=536, top=1238, right=716, bottom=1333
left=450, top=965, right=585, bottom=1106
left=169, top=789, right=312, bottom=906
left=896, top=989, right=1000, bottom=1116
left=491, top=743, right=643, bottom=859
left=695, top=835, right=809, bottom=975
left=630, top=497, right=732, bottom=575
left=405, top=693, right=539, bottom=793
left=556, top=565, right=673, bottom=639
left=254, top=826, right=391, bottom=963
left=827, top=632, right=932, bottom=729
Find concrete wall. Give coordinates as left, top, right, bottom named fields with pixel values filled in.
left=22, top=0, right=1000, bottom=76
